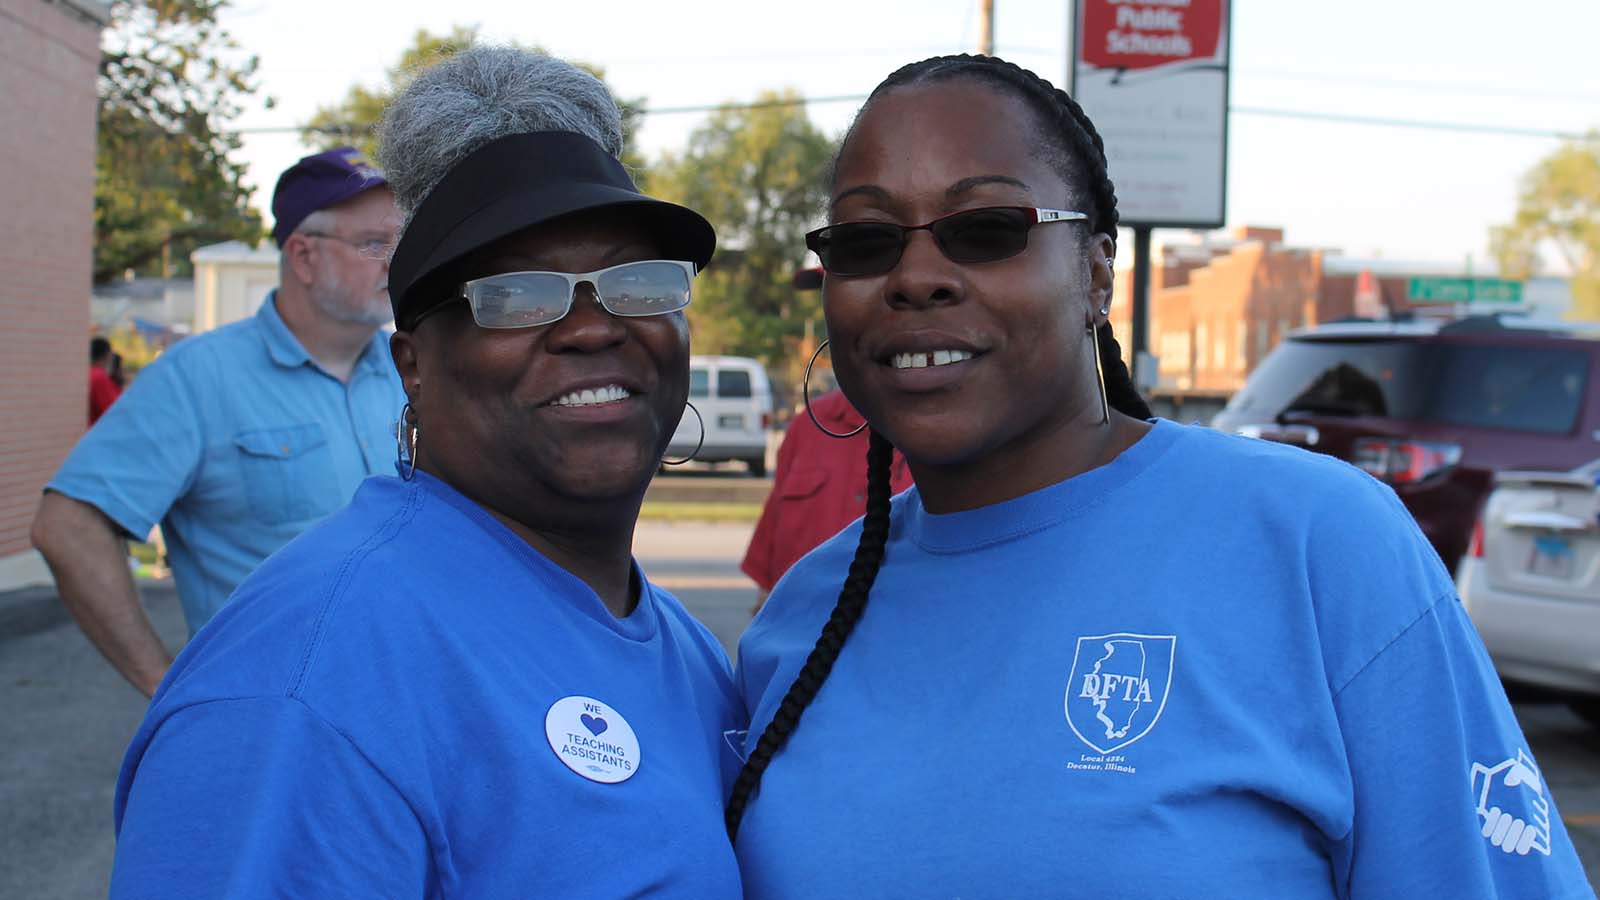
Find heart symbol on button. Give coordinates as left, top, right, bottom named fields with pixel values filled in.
left=580, top=714, right=608, bottom=736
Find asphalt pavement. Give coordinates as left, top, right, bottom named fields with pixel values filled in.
left=2, top=520, right=1596, bottom=897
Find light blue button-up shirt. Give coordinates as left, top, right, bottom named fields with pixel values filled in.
left=49, top=294, right=404, bottom=631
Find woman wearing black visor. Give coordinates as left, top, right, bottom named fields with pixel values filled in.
left=110, top=47, right=742, bottom=898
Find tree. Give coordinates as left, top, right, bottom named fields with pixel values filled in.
left=647, top=90, right=836, bottom=398
left=96, top=0, right=264, bottom=283
left=304, top=27, right=647, bottom=170
left=1491, top=135, right=1600, bottom=319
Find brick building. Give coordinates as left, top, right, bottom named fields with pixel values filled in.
left=0, top=0, right=109, bottom=589
left=1106, top=227, right=1567, bottom=411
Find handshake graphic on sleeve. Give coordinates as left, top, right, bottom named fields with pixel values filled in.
left=1470, top=748, right=1554, bottom=857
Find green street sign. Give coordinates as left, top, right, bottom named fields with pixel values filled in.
left=1407, top=277, right=1523, bottom=304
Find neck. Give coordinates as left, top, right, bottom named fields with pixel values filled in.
left=910, top=410, right=1150, bottom=514
left=274, top=287, right=378, bottom=383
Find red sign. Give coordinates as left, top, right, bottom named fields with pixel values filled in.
left=1080, top=0, right=1225, bottom=72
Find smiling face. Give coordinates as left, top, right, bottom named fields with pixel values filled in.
left=823, top=78, right=1115, bottom=503
left=392, top=209, right=690, bottom=521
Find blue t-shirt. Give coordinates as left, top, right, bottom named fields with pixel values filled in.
left=111, top=472, right=745, bottom=899
left=735, top=419, right=1594, bottom=899
left=48, top=294, right=403, bottom=630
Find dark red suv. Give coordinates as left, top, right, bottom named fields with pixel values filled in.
left=1212, top=316, right=1600, bottom=574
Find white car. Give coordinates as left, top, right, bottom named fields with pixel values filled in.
left=666, top=355, right=773, bottom=476
left=1457, top=461, right=1600, bottom=729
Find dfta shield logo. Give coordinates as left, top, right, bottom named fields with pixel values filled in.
left=1064, top=633, right=1177, bottom=754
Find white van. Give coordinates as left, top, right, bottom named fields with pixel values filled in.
left=668, top=355, right=773, bottom=475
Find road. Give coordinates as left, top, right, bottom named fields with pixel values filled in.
left=2, top=520, right=1596, bottom=897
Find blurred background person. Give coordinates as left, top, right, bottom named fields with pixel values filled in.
left=87, top=336, right=121, bottom=425
left=741, top=385, right=911, bottom=614
left=31, top=148, right=403, bottom=697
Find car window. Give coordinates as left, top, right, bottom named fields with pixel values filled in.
left=1422, top=345, right=1588, bottom=434
left=689, top=368, right=709, bottom=399
left=717, top=369, right=752, bottom=398
left=1224, top=339, right=1425, bottom=420
left=1224, top=338, right=1590, bottom=433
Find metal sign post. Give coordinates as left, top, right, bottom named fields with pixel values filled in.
left=1069, top=0, right=1233, bottom=388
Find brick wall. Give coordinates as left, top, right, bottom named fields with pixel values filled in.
left=0, top=0, right=103, bottom=564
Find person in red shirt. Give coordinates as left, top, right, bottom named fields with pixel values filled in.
left=88, top=336, right=121, bottom=425
left=742, top=387, right=913, bottom=612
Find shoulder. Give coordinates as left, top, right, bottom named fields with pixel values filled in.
left=651, top=585, right=735, bottom=679
left=154, top=479, right=426, bottom=706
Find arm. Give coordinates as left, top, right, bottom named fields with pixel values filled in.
left=113, top=697, right=430, bottom=898
left=31, top=491, right=171, bottom=696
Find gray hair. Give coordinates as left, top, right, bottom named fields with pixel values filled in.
left=377, top=45, right=624, bottom=221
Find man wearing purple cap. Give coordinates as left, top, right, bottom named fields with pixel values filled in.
left=31, top=147, right=405, bottom=697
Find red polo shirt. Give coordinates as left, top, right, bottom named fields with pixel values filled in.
left=741, top=389, right=913, bottom=592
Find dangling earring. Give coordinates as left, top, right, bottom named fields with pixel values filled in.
left=395, top=402, right=420, bottom=481
left=803, top=339, right=867, bottom=439
left=661, top=401, right=705, bottom=466
left=1088, top=317, right=1110, bottom=426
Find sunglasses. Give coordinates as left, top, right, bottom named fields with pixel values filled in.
left=805, top=206, right=1089, bottom=277
left=423, top=259, right=697, bottom=329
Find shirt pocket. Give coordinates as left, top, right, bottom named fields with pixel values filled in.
left=776, top=466, right=829, bottom=501
left=233, top=424, right=342, bottom=525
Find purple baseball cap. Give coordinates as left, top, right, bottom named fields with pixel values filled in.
left=270, top=147, right=389, bottom=247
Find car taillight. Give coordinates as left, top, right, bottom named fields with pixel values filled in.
left=1352, top=438, right=1462, bottom=485
left=1468, top=518, right=1485, bottom=558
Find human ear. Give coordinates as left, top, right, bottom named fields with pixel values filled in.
left=1086, top=232, right=1115, bottom=325
left=389, top=331, right=422, bottom=407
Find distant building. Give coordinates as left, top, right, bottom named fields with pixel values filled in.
left=0, top=0, right=110, bottom=591
left=1108, top=226, right=1573, bottom=403
left=91, top=277, right=195, bottom=335
left=191, top=240, right=280, bottom=332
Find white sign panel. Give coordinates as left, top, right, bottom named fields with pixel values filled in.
left=1070, top=0, right=1231, bottom=228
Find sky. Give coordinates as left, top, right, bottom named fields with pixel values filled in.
left=212, top=0, right=1600, bottom=270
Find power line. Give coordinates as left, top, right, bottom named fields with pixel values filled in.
left=1230, top=106, right=1592, bottom=141
left=236, top=95, right=1592, bottom=141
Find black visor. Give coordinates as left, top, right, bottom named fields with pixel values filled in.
left=387, top=131, right=716, bottom=330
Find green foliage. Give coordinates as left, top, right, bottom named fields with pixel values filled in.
left=1491, top=134, right=1600, bottom=319
left=647, top=90, right=836, bottom=394
left=303, top=27, right=647, bottom=169
left=96, top=0, right=263, bottom=283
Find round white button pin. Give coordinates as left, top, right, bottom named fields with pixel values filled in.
left=544, top=696, right=641, bottom=784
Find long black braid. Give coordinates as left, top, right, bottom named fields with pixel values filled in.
left=724, top=54, right=1151, bottom=840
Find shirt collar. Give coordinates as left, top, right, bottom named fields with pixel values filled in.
left=257, top=290, right=393, bottom=375
left=256, top=291, right=313, bottom=369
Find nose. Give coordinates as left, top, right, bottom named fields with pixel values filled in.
left=545, top=281, right=627, bottom=352
left=883, top=228, right=963, bottom=310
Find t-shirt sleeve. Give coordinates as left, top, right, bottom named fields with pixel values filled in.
left=112, top=697, right=431, bottom=899
left=1329, top=594, right=1595, bottom=899
left=49, top=353, right=205, bottom=539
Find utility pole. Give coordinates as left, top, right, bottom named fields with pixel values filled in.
left=978, top=0, right=994, bottom=55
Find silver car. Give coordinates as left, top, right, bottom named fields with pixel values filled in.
left=1457, top=461, right=1600, bottom=729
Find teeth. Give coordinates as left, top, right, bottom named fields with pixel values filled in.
left=891, top=350, right=973, bottom=370
left=552, top=384, right=631, bottom=407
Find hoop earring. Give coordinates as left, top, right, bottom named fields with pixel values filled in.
left=395, top=402, right=419, bottom=481
left=803, top=340, right=867, bottom=439
left=1089, top=323, right=1110, bottom=426
left=661, top=401, right=704, bottom=466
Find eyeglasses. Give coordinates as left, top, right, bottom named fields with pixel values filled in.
left=805, top=206, right=1089, bottom=277
left=447, top=259, right=697, bottom=329
left=300, top=231, right=394, bottom=258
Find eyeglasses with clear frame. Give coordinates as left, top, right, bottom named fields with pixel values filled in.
left=805, top=206, right=1089, bottom=277
left=298, top=231, right=395, bottom=259
left=415, top=259, right=698, bottom=330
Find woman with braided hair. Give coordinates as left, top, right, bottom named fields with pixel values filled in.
left=728, top=55, right=1591, bottom=899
